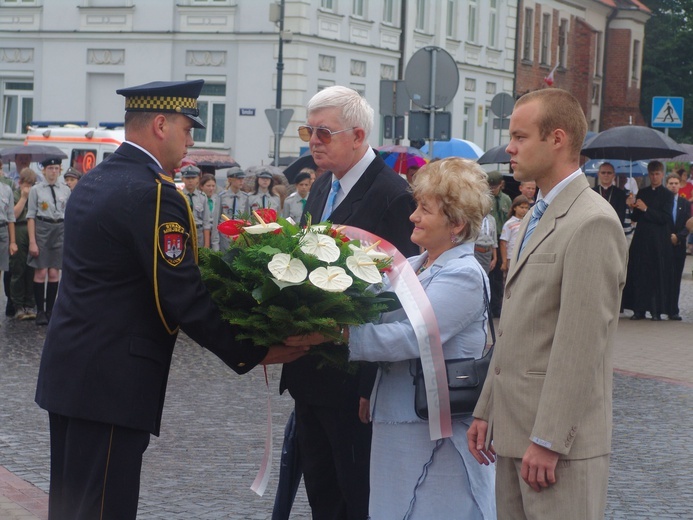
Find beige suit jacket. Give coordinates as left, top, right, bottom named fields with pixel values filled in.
left=474, top=174, right=627, bottom=459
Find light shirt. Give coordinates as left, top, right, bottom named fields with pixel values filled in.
left=330, top=147, right=376, bottom=210
left=535, top=168, right=584, bottom=206
left=125, top=140, right=163, bottom=170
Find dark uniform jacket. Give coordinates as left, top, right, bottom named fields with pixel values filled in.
left=592, top=184, right=627, bottom=226
left=35, top=143, right=266, bottom=435
left=280, top=151, right=418, bottom=406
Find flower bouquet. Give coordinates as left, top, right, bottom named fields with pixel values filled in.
left=199, top=209, right=400, bottom=371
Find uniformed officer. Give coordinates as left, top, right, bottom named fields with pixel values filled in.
left=247, top=168, right=280, bottom=212
left=281, top=171, right=311, bottom=223
left=63, top=167, right=81, bottom=191
left=180, top=164, right=211, bottom=248
left=9, top=167, right=37, bottom=320
left=34, top=79, right=307, bottom=520
left=26, top=157, right=71, bottom=326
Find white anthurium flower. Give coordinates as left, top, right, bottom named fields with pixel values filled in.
left=309, top=266, right=353, bottom=292
left=300, top=232, right=341, bottom=263
left=346, top=252, right=383, bottom=284
left=268, top=253, right=308, bottom=283
left=244, top=222, right=282, bottom=234
left=348, top=243, right=390, bottom=261
left=309, top=224, right=328, bottom=232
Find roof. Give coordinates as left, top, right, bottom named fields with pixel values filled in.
left=595, top=0, right=652, bottom=14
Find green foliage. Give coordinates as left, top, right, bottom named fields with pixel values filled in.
left=641, top=0, right=693, bottom=143
left=199, top=220, right=399, bottom=372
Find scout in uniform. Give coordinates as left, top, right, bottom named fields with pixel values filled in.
left=9, top=168, right=37, bottom=320
left=247, top=168, right=280, bottom=212
left=34, top=79, right=306, bottom=520
left=180, top=164, right=211, bottom=248
left=26, top=157, right=71, bottom=326
left=281, top=171, right=311, bottom=223
left=217, top=166, right=248, bottom=251
left=63, top=167, right=82, bottom=191
left=0, top=173, right=18, bottom=298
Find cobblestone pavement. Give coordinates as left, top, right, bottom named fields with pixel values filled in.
left=2, top=258, right=693, bottom=518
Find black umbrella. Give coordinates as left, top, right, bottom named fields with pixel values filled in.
left=0, top=144, right=67, bottom=162
left=183, top=149, right=238, bottom=171
left=282, top=153, right=316, bottom=184
left=477, top=144, right=510, bottom=165
left=581, top=125, right=685, bottom=161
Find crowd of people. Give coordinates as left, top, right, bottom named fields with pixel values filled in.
left=0, top=80, right=689, bottom=520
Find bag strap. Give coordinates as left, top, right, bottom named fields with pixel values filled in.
left=480, top=274, right=496, bottom=349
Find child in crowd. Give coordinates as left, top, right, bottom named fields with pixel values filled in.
left=247, top=169, right=280, bottom=212
left=282, top=171, right=312, bottom=223
left=499, top=195, right=531, bottom=274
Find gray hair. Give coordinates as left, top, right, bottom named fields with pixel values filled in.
left=307, top=86, right=374, bottom=138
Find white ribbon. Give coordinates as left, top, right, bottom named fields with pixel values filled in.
left=250, top=366, right=273, bottom=496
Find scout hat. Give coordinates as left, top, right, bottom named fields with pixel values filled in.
left=256, top=169, right=274, bottom=179
left=486, top=170, right=504, bottom=186
left=64, top=167, right=82, bottom=180
left=116, top=80, right=206, bottom=129
left=226, top=166, right=246, bottom=179
left=180, top=165, right=201, bottom=178
left=41, top=157, right=62, bottom=168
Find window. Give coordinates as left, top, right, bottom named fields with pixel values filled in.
left=352, top=0, right=364, bottom=17
left=468, top=0, right=478, bottom=43
left=0, top=0, right=38, bottom=5
left=488, top=0, right=498, bottom=47
left=594, top=32, right=603, bottom=77
left=523, top=8, right=533, bottom=61
left=321, top=0, right=335, bottom=10
left=463, top=104, right=473, bottom=140
left=190, top=0, right=231, bottom=4
left=446, top=0, right=457, bottom=39
left=71, top=149, right=98, bottom=174
left=383, top=0, right=395, bottom=24
left=540, top=13, right=551, bottom=66
left=192, top=82, right=226, bottom=146
left=558, top=19, right=567, bottom=68
left=2, top=80, right=33, bottom=137
left=632, top=40, right=641, bottom=81
left=415, top=0, right=426, bottom=31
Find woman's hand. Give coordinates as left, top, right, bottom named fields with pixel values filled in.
left=284, top=332, right=331, bottom=347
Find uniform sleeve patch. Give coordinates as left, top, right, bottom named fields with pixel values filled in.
left=158, top=222, right=187, bottom=266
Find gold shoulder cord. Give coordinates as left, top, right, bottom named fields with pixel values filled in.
left=178, top=189, right=199, bottom=264
left=152, top=180, right=180, bottom=335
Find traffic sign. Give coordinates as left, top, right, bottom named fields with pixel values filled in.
left=404, top=46, right=459, bottom=110
left=265, top=108, right=294, bottom=137
left=652, top=97, right=683, bottom=129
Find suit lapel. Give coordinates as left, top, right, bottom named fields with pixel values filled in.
left=328, top=151, right=382, bottom=223
left=508, top=175, right=590, bottom=285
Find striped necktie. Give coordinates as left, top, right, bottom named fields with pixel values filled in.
left=519, top=199, right=548, bottom=255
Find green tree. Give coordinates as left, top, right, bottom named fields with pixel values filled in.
left=641, top=0, right=693, bottom=143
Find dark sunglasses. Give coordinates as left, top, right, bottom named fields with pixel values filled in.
left=298, top=125, right=355, bottom=144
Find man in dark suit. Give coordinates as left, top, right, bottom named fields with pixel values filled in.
left=34, top=80, right=306, bottom=520
left=592, top=162, right=627, bottom=226
left=666, top=173, right=691, bottom=320
left=280, top=85, right=418, bottom=519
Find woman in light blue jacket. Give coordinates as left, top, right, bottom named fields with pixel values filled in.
left=289, top=158, right=496, bottom=519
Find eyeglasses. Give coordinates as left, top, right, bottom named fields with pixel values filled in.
left=298, top=125, right=355, bottom=144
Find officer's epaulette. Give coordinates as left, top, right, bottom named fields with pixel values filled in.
left=158, top=172, right=176, bottom=185
left=146, top=163, right=176, bottom=186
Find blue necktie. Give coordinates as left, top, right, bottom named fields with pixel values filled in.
left=673, top=196, right=678, bottom=223
left=322, top=180, right=341, bottom=220
left=519, top=199, right=548, bottom=256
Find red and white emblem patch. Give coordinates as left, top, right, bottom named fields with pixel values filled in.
left=158, top=222, right=187, bottom=266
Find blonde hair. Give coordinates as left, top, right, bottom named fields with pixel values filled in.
left=412, top=158, right=493, bottom=242
left=19, top=167, right=37, bottom=185
left=515, top=88, right=587, bottom=158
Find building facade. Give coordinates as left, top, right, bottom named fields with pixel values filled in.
left=514, top=0, right=651, bottom=131
left=0, top=0, right=518, bottom=167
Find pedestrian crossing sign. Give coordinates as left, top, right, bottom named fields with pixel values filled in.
left=652, top=96, right=684, bottom=128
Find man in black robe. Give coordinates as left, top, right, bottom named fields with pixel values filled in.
left=622, top=161, right=674, bottom=320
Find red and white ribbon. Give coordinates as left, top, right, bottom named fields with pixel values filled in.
left=342, top=226, right=452, bottom=440
left=250, top=366, right=273, bottom=496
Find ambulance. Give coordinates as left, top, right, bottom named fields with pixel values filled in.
left=23, top=121, right=124, bottom=173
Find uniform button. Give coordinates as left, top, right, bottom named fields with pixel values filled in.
left=495, top=366, right=501, bottom=375
left=238, top=362, right=246, bottom=367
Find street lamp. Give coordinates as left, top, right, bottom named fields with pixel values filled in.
left=269, top=0, right=292, bottom=167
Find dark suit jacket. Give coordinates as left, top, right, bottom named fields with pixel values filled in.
left=671, top=194, right=691, bottom=248
left=592, top=185, right=627, bottom=226
left=35, top=143, right=266, bottom=435
left=281, top=151, right=418, bottom=406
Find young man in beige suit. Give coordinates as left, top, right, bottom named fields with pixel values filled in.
left=468, top=88, right=627, bottom=519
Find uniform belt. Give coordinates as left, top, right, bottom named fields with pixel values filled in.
left=15, top=221, right=27, bottom=226
left=36, top=216, right=64, bottom=224
left=0, top=222, right=7, bottom=228
left=474, top=245, right=492, bottom=254
left=196, top=224, right=203, bottom=228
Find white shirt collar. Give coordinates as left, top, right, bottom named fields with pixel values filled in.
left=125, top=140, right=163, bottom=170
left=536, top=168, right=583, bottom=206
left=331, top=147, right=376, bottom=206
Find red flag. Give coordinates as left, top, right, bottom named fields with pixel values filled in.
left=544, top=63, right=559, bottom=86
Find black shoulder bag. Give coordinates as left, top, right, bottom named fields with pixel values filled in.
left=413, top=275, right=495, bottom=420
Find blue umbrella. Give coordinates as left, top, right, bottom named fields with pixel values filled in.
left=420, top=138, right=484, bottom=159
